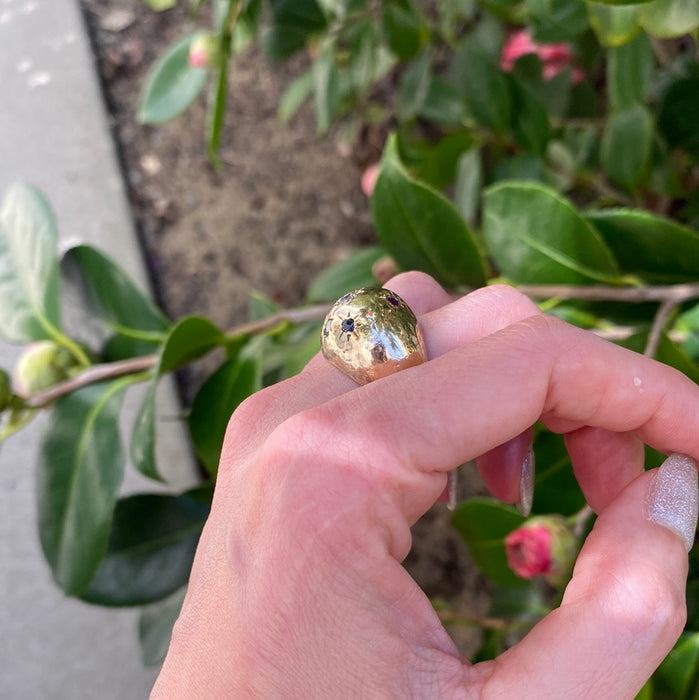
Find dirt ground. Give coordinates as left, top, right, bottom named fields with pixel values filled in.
left=79, top=0, right=491, bottom=656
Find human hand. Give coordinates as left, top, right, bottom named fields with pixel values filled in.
left=152, top=272, right=699, bottom=699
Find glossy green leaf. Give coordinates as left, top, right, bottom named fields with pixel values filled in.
left=80, top=492, right=210, bottom=606
left=190, top=357, right=261, bottom=475
left=37, top=380, right=129, bottom=595
left=307, top=246, right=385, bottom=302
left=586, top=208, right=699, bottom=283
left=607, top=33, right=655, bottom=111
left=450, top=39, right=511, bottom=134
left=508, top=76, right=550, bottom=155
left=451, top=498, right=526, bottom=587
left=0, top=184, right=61, bottom=343
left=657, top=61, right=699, bottom=161
left=601, top=103, right=654, bottom=191
left=396, top=48, right=432, bottom=122
left=586, top=2, right=641, bottom=46
left=483, top=182, right=622, bottom=284
left=139, top=587, right=186, bottom=666
left=278, top=70, right=313, bottom=123
left=634, top=679, right=653, bottom=700
left=383, top=1, right=427, bottom=61
left=132, top=317, right=226, bottom=479
left=414, top=132, right=475, bottom=190
left=349, top=21, right=395, bottom=97
left=454, top=148, right=483, bottom=228
left=371, top=134, right=487, bottom=287
left=261, top=0, right=328, bottom=61
left=313, top=43, right=341, bottom=134
left=639, top=0, right=699, bottom=37
left=655, top=632, right=699, bottom=698
left=61, top=245, right=169, bottom=340
left=138, top=34, right=208, bottom=124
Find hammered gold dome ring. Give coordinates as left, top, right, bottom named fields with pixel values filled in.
left=320, top=287, right=427, bottom=386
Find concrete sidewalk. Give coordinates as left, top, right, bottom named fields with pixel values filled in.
left=0, top=1, right=196, bottom=697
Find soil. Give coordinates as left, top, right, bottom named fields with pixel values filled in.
left=79, top=0, right=491, bottom=656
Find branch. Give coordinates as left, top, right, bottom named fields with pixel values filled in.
left=517, top=282, right=699, bottom=304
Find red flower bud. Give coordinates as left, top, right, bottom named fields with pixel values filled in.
left=505, top=515, right=578, bottom=586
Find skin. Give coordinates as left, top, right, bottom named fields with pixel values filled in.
left=152, top=272, right=698, bottom=699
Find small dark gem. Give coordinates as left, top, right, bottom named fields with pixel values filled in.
left=341, top=318, right=355, bottom=333
left=386, top=295, right=400, bottom=307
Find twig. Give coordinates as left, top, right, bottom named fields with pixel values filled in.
left=517, top=282, right=699, bottom=304
left=644, top=298, right=678, bottom=357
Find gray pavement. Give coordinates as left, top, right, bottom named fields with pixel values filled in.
left=0, top=1, right=197, bottom=697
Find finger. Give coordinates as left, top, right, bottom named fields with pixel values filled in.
left=477, top=457, right=697, bottom=698
left=222, top=281, right=540, bottom=462
left=286, top=315, right=699, bottom=528
left=565, top=427, right=646, bottom=513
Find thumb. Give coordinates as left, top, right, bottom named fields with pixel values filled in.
left=480, top=454, right=698, bottom=699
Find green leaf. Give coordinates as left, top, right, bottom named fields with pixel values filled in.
left=190, top=357, right=261, bottom=475
left=0, top=184, right=62, bottom=343
left=349, top=21, right=395, bottom=98
left=206, top=48, right=229, bottom=165
left=586, top=2, right=641, bottom=46
left=396, top=48, right=432, bottom=122
left=482, top=182, right=622, bottom=284
left=450, top=39, right=511, bottom=133
left=139, top=587, right=186, bottom=666
left=527, top=0, right=590, bottom=41
left=383, top=0, right=427, bottom=61
left=371, top=134, right=487, bottom=287
left=37, top=380, right=129, bottom=595
left=307, top=246, right=385, bottom=302
left=657, top=61, right=699, bottom=161
left=639, top=0, right=699, bottom=38
left=418, top=78, right=470, bottom=128
left=143, top=0, right=177, bottom=9
left=585, top=208, right=699, bottom=283
left=451, top=498, right=526, bottom=587
left=508, top=75, right=550, bottom=155
left=655, top=632, right=699, bottom=698
left=261, top=0, right=328, bottom=62
left=61, top=245, right=169, bottom=340
left=138, top=34, right=208, bottom=124
left=601, top=103, right=654, bottom=191
left=532, top=432, right=586, bottom=516
left=414, top=132, right=475, bottom=190
left=132, top=316, right=225, bottom=479
left=313, top=43, right=341, bottom=134
left=80, top=492, right=210, bottom=606
left=278, top=70, right=314, bottom=123
left=607, top=33, right=655, bottom=111
left=454, top=148, right=483, bottom=228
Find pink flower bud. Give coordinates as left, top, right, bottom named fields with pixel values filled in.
left=505, top=515, right=578, bottom=586
left=188, top=32, right=220, bottom=69
left=501, top=29, right=584, bottom=85
left=14, top=341, right=81, bottom=397
left=361, top=163, right=380, bottom=197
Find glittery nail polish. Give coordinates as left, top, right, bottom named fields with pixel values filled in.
left=645, top=453, right=698, bottom=552
left=517, top=445, right=535, bottom=517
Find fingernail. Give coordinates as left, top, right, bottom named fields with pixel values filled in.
left=645, top=453, right=698, bottom=552
left=517, top=445, right=535, bottom=517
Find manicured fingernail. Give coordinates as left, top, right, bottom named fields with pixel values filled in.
left=517, top=445, right=535, bottom=517
left=645, top=453, right=698, bottom=552
left=446, top=469, right=458, bottom=511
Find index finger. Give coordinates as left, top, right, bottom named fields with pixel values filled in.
left=279, top=313, right=699, bottom=528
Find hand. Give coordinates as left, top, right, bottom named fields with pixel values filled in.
left=152, top=272, right=699, bottom=699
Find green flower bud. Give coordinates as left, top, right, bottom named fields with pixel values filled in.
left=15, top=341, right=81, bottom=397
left=505, top=515, right=579, bottom=587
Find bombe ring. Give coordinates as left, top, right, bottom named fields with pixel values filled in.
left=321, top=287, right=427, bottom=385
